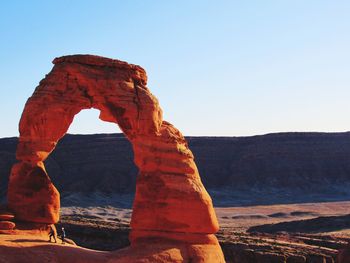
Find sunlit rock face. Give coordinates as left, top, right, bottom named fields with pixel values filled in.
left=7, top=55, right=224, bottom=261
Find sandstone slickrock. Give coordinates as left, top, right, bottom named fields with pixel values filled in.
left=6, top=54, right=224, bottom=261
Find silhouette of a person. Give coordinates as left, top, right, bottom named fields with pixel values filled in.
left=61, top=227, right=66, bottom=244
left=48, top=225, right=57, bottom=243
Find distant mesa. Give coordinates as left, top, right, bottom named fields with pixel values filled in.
left=5, top=55, right=224, bottom=261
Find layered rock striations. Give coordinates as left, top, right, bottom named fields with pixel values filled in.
left=3, top=132, right=350, bottom=205
left=7, top=55, right=224, bottom=261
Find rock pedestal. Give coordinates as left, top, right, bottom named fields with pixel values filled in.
left=6, top=55, right=224, bottom=262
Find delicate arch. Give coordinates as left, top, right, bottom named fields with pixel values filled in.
left=7, top=55, right=222, bottom=257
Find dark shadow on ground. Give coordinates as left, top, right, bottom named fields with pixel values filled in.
left=248, top=214, right=350, bottom=233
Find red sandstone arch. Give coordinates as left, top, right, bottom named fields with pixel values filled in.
left=7, top=55, right=224, bottom=261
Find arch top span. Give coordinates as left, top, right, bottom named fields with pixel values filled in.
left=53, top=54, right=148, bottom=85
left=7, top=54, right=224, bottom=261
left=18, top=54, right=162, bottom=164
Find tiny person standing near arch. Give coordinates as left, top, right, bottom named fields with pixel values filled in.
left=61, top=227, right=66, bottom=244
left=48, top=224, right=57, bottom=243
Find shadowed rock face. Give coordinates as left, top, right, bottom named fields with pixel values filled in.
left=6, top=55, right=224, bottom=261
left=3, top=132, right=350, bottom=206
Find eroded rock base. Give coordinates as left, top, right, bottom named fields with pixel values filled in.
left=0, top=233, right=224, bottom=263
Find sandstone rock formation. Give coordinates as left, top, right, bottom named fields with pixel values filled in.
left=7, top=55, right=224, bottom=261
left=0, top=206, right=16, bottom=231
left=0, top=221, right=15, bottom=230
left=0, top=214, right=14, bottom=221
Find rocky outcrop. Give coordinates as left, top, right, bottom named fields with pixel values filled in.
left=0, top=214, right=14, bottom=221
left=219, top=231, right=339, bottom=263
left=0, top=221, right=15, bottom=230
left=6, top=55, right=224, bottom=261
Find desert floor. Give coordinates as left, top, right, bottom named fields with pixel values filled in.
left=60, top=200, right=350, bottom=233
left=2, top=201, right=350, bottom=262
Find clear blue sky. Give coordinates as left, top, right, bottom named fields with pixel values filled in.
left=1, top=1, right=349, bottom=137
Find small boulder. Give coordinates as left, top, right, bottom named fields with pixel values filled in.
left=0, top=213, right=15, bottom=221
left=0, top=221, right=16, bottom=230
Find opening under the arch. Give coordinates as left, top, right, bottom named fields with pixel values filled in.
left=43, top=108, right=138, bottom=250
left=67, top=109, right=122, bottom=135
left=46, top=108, right=137, bottom=208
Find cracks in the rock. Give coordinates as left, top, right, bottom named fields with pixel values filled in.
left=132, top=79, right=142, bottom=131
left=68, top=73, right=94, bottom=107
left=81, top=88, right=94, bottom=107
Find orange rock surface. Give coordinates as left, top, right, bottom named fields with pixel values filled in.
left=0, top=234, right=226, bottom=263
left=6, top=55, right=224, bottom=262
